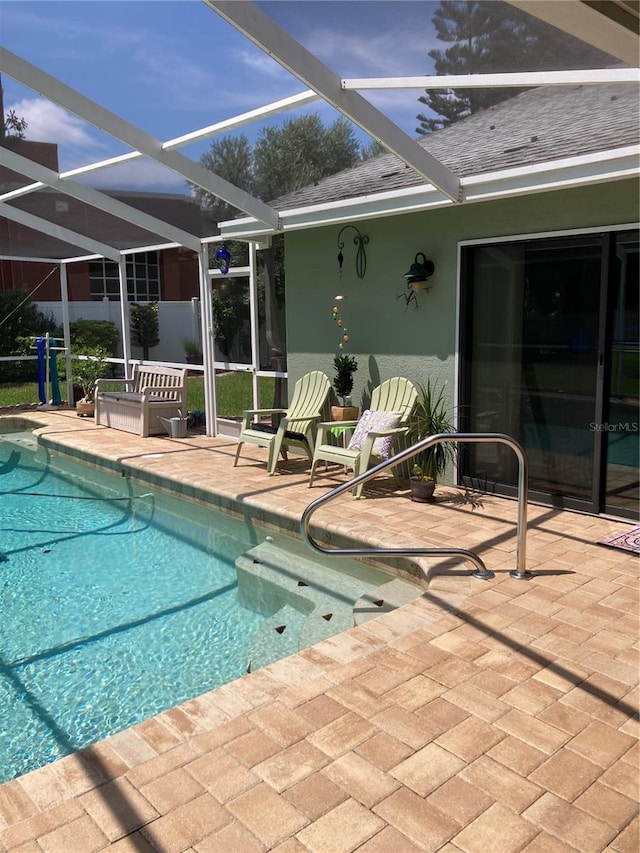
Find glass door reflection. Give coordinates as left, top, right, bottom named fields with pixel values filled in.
left=604, top=233, right=639, bottom=517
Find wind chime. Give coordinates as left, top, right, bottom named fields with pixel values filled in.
left=332, top=299, right=350, bottom=349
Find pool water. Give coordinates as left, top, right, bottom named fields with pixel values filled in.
left=0, top=430, right=394, bottom=783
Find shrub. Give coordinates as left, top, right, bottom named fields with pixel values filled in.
left=68, top=319, right=119, bottom=356
left=0, top=289, right=57, bottom=381
left=71, top=346, right=110, bottom=401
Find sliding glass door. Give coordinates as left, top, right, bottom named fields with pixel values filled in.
left=460, top=229, right=638, bottom=519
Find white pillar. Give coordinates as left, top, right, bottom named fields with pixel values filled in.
left=118, top=257, right=132, bottom=377
left=59, top=262, right=74, bottom=405
left=248, top=241, right=260, bottom=409
left=191, top=296, right=201, bottom=343
left=198, top=246, right=217, bottom=436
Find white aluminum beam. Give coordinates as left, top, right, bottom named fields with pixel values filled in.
left=0, top=147, right=203, bottom=252
left=0, top=202, right=121, bottom=261
left=166, top=89, right=319, bottom=148
left=3, top=91, right=319, bottom=203
left=204, top=0, right=461, bottom=203
left=344, top=68, right=640, bottom=89
left=506, top=1, right=640, bottom=67
left=0, top=253, right=60, bottom=263
left=120, top=242, right=181, bottom=255
left=60, top=253, right=109, bottom=264
left=0, top=47, right=280, bottom=230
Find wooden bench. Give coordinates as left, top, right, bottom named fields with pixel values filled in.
left=95, top=364, right=188, bottom=437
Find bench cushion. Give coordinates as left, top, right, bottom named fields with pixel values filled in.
left=250, top=422, right=307, bottom=442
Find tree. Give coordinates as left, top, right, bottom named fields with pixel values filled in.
left=253, top=114, right=360, bottom=203
left=361, top=139, right=387, bottom=160
left=0, top=74, right=27, bottom=143
left=212, top=282, right=249, bottom=362
left=416, top=1, right=614, bottom=134
left=196, top=113, right=362, bottom=213
left=196, top=114, right=362, bottom=364
left=130, top=302, right=160, bottom=361
left=192, top=135, right=254, bottom=224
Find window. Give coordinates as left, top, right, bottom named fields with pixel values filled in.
left=89, top=252, right=160, bottom=301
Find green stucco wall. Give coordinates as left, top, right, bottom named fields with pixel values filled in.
left=284, top=179, right=639, bottom=418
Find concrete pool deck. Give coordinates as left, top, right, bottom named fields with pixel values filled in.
left=0, top=409, right=637, bottom=853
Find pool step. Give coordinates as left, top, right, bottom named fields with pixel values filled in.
left=246, top=604, right=306, bottom=672
left=353, top=579, right=423, bottom=625
left=235, top=540, right=379, bottom=617
left=237, top=540, right=422, bottom=671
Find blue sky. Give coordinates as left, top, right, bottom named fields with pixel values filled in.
left=2, top=1, right=441, bottom=194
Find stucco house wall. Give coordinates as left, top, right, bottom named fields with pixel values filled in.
left=284, top=178, right=638, bottom=419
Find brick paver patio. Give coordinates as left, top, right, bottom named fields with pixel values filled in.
left=0, top=409, right=637, bottom=852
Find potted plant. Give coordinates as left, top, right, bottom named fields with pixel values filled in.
left=72, top=346, right=109, bottom=417
left=331, top=354, right=359, bottom=420
left=406, top=380, right=456, bottom=502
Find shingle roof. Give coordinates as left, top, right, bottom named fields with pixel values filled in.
left=270, top=83, right=639, bottom=210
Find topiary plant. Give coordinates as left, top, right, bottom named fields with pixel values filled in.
left=130, top=302, right=159, bottom=360
left=332, top=354, right=358, bottom=406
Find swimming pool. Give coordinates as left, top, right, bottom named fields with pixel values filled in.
left=0, top=429, right=398, bottom=783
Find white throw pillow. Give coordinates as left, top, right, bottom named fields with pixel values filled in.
left=347, top=409, right=402, bottom=458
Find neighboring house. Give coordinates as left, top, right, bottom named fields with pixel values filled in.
left=0, top=140, right=210, bottom=303
left=221, top=83, right=639, bottom=520
left=0, top=140, right=220, bottom=362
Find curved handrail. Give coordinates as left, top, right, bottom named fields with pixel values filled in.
left=301, top=432, right=531, bottom=581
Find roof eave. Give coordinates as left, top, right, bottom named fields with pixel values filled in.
left=218, top=146, right=640, bottom=239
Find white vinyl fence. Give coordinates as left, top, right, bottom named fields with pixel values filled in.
left=37, top=298, right=202, bottom=364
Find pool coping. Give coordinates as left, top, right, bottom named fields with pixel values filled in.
left=0, top=411, right=637, bottom=853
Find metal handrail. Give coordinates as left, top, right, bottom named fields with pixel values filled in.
left=301, top=432, right=532, bottom=582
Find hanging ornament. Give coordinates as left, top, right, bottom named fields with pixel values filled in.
left=215, top=244, right=231, bottom=275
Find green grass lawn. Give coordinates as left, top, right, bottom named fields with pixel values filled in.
left=0, top=373, right=276, bottom=419
left=185, top=373, right=276, bottom=417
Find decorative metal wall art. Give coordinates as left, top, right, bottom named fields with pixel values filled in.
left=336, top=225, right=369, bottom=279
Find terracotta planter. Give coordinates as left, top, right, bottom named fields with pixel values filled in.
left=410, top=477, right=436, bottom=503
left=331, top=406, right=359, bottom=422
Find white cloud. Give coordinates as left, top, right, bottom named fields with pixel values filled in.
left=5, top=96, right=187, bottom=191
left=233, top=47, right=292, bottom=79
left=8, top=97, right=101, bottom=150
left=363, top=89, right=428, bottom=133
left=304, top=24, right=438, bottom=80
left=82, top=159, right=188, bottom=194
